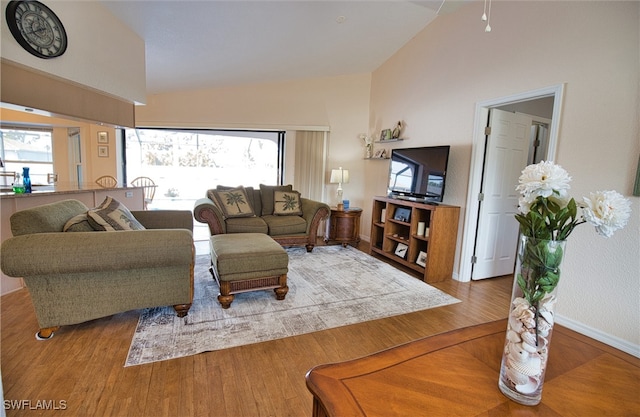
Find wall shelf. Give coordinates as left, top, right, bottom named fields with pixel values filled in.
left=374, top=138, right=405, bottom=143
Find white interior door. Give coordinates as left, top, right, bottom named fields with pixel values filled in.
left=472, top=109, right=532, bottom=280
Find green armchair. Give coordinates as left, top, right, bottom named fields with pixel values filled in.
left=0, top=199, right=194, bottom=339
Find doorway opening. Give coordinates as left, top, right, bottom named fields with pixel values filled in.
left=459, top=84, right=565, bottom=282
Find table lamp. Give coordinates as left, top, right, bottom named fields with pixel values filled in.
left=330, top=167, right=350, bottom=202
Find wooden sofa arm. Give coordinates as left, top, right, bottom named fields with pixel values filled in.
left=1, top=229, right=194, bottom=277
left=193, top=198, right=226, bottom=234
left=301, top=198, right=331, bottom=233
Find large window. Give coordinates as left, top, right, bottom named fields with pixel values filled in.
left=0, top=127, right=53, bottom=188
left=124, top=128, right=284, bottom=211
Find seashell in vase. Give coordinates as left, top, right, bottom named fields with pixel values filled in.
left=536, top=318, right=553, bottom=338
left=506, top=330, right=521, bottom=343
left=539, top=310, right=554, bottom=326
left=505, top=367, right=530, bottom=386
left=506, top=343, right=530, bottom=363
left=520, top=340, right=538, bottom=353
left=515, top=377, right=541, bottom=395
left=520, top=331, right=538, bottom=347
left=508, top=354, right=542, bottom=377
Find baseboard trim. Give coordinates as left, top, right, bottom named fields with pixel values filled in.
left=556, top=314, right=640, bottom=358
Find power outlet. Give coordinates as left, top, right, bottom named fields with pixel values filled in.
left=125, top=191, right=133, bottom=198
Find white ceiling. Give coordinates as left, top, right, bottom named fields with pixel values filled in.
left=99, top=1, right=469, bottom=95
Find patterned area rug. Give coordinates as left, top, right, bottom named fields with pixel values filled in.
left=125, top=245, right=460, bottom=366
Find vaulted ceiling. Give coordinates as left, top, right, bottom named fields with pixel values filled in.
left=100, top=0, right=469, bottom=95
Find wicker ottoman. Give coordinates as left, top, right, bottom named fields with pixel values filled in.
left=209, top=233, right=289, bottom=309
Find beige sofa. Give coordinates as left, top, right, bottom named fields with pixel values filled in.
left=194, top=184, right=330, bottom=252
left=0, top=199, right=194, bottom=339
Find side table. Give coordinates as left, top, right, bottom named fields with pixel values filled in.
left=305, top=319, right=640, bottom=416
left=325, top=207, right=362, bottom=247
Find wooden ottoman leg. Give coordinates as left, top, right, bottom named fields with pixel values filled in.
left=274, top=274, right=289, bottom=300
left=173, top=303, right=192, bottom=317
left=218, top=280, right=234, bottom=309
left=36, top=326, right=60, bottom=340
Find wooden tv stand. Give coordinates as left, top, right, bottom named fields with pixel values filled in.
left=369, top=196, right=460, bottom=283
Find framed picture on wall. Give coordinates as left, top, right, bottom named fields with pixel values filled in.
left=98, top=145, right=109, bottom=157
left=97, top=131, right=109, bottom=144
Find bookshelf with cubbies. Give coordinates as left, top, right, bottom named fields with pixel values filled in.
left=370, top=196, right=460, bottom=283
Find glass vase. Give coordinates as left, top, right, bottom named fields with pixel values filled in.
left=22, top=167, right=32, bottom=193
left=498, top=235, right=567, bottom=406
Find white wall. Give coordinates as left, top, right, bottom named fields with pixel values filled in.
left=0, top=0, right=146, bottom=104
left=369, top=1, right=639, bottom=350
left=135, top=73, right=373, bottom=210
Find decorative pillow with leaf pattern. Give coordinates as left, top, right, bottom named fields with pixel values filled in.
left=87, top=196, right=146, bottom=231
left=212, top=187, right=256, bottom=218
left=273, top=191, right=303, bottom=216
left=63, top=213, right=96, bottom=232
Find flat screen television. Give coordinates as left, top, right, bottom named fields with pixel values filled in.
left=387, top=145, right=451, bottom=203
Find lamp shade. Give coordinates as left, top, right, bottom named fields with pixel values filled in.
left=330, top=167, right=350, bottom=184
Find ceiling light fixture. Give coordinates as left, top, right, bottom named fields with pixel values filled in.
left=482, top=0, right=492, bottom=32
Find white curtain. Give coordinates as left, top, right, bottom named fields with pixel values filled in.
left=293, top=130, right=326, bottom=203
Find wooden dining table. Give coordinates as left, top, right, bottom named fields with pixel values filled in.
left=305, top=319, right=640, bottom=416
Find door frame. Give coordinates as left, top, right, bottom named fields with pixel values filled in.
left=458, top=84, right=565, bottom=283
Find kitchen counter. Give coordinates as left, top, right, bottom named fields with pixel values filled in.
left=0, top=183, right=136, bottom=197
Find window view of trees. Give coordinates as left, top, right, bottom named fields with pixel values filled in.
left=125, top=128, right=282, bottom=210
left=0, top=128, right=53, bottom=187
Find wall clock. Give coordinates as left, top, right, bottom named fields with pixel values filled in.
left=5, top=0, right=67, bottom=59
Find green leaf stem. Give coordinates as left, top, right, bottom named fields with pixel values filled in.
left=517, top=237, right=565, bottom=306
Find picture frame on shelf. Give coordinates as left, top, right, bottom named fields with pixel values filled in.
left=373, top=148, right=387, bottom=159
left=97, top=131, right=109, bottom=144
left=380, top=129, right=392, bottom=141
left=393, top=207, right=411, bottom=222
left=394, top=243, right=408, bottom=259
left=416, top=251, right=427, bottom=267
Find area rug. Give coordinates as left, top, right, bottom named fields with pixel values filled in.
left=125, top=245, right=460, bottom=366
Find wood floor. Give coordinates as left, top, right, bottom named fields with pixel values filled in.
left=1, top=240, right=513, bottom=417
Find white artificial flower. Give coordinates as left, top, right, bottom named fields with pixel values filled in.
left=582, top=190, right=632, bottom=238
left=359, top=134, right=372, bottom=145
left=516, top=161, right=572, bottom=214
left=518, top=192, right=571, bottom=215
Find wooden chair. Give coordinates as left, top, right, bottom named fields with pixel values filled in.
left=95, top=175, right=118, bottom=188
left=130, top=176, right=157, bottom=210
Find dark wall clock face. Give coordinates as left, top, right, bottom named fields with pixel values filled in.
left=5, top=0, right=68, bottom=59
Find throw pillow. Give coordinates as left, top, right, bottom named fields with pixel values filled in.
left=259, top=184, right=293, bottom=215
left=87, top=196, right=146, bottom=231
left=273, top=191, right=303, bottom=216
left=212, top=187, right=256, bottom=218
left=210, top=185, right=258, bottom=213
left=63, top=213, right=95, bottom=232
